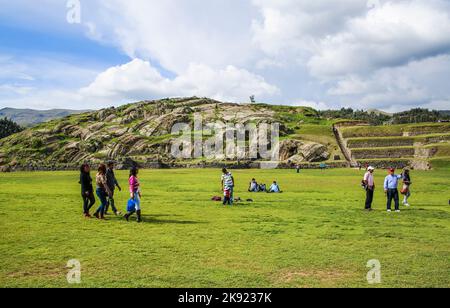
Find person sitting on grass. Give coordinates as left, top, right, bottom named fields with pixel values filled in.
left=79, top=163, right=95, bottom=218
left=259, top=183, right=267, bottom=192
left=124, top=167, right=142, bottom=223
left=268, top=181, right=282, bottom=193
left=94, top=164, right=112, bottom=220
left=248, top=178, right=258, bottom=192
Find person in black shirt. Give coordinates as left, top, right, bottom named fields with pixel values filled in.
left=104, top=161, right=122, bottom=215
left=401, top=168, right=412, bottom=207
left=79, top=163, right=95, bottom=218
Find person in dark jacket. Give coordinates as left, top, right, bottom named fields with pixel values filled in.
left=401, top=168, right=412, bottom=207
left=104, top=161, right=122, bottom=215
left=79, top=163, right=95, bottom=218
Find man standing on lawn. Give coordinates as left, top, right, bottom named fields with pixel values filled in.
left=384, top=168, right=402, bottom=213
left=105, top=161, right=122, bottom=216
left=221, top=168, right=235, bottom=205
left=363, top=166, right=376, bottom=211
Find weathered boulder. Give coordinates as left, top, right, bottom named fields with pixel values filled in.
left=299, top=143, right=330, bottom=162
left=280, top=140, right=303, bottom=161
left=280, top=139, right=330, bottom=162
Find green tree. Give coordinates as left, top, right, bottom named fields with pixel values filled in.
left=0, top=117, right=23, bottom=139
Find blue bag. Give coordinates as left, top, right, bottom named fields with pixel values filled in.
left=127, top=198, right=136, bottom=212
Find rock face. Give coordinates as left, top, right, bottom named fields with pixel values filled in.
left=279, top=140, right=330, bottom=163
left=0, top=97, right=328, bottom=171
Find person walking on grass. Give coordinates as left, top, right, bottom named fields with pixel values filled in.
left=94, top=164, right=112, bottom=220
left=104, top=161, right=122, bottom=216
left=384, top=168, right=402, bottom=213
left=124, top=167, right=142, bottom=223
left=221, top=168, right=235, bottom=206
left=79, top=163, right=95, bottom=218
left=363, top=166, right=376, bottom=211
left=401, top=168, right=412, bottom=207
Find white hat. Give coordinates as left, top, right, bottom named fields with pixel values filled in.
left=367, top=166, right=375, bottom=171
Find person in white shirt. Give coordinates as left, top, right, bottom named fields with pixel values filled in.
left=363, top=166, right=376, bottom=211
left=268, top=181, right=281, bottom=193
left=221, top=168, right=235, bottom=204
left=248, top=179, right=258, bottom=192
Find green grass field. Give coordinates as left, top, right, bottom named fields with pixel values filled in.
left=0, top=168, right=449, bottom=288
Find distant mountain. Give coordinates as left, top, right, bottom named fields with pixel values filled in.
left=366, top=109, right=393, bottom=117
left=0, top=108, right=90, bottom=127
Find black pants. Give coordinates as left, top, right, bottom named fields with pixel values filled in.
left=365, top=188, right=374, bottom=209
left=82, top=192, right=96, bottom=214
left=387, top=189, right=400, bottom=211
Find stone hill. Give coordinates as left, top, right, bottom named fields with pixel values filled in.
left=0, top=97, right=332, bottom=171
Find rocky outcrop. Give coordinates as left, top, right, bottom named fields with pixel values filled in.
left=0, top=97, right=330, bottom=171
left=279, top=140, right=330, bottom=163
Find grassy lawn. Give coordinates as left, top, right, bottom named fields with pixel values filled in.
left=0, top=168, right=449, bottom=288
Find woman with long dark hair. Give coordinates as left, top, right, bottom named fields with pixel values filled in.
left=79, top=163, right=95, bottom=218
left=124, top=167, right=142, bottom=223
left=401, top=168, right=412, bottom=207
left=94, top=164, right=112, bottom=220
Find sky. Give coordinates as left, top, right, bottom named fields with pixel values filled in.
left=0, top=0, right=450, bottom=112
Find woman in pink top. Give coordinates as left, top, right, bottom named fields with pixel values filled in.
left=124, top=167, right=142, bottom=222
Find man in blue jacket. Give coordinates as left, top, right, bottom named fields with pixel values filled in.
left=384, top=168, right=402, bottom=213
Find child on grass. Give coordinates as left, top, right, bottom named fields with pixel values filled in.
left=223, top=187, right=232, bottom=206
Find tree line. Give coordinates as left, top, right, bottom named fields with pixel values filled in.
left=319, top=108, right=450, bottom=125
left=0, top=117, right=23, bottom=139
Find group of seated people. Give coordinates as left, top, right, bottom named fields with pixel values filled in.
left=248, top=179, right=282, bottom=193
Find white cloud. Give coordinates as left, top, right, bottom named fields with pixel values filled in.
left=251, top=0, right=366, bottom=56
left=81, top=58, right=279, bottom=103
left=2, top=0, right=450, bottom=112
left=83, top=0, right=256, bottom=74
left=307, top=0, right=450, bottom=78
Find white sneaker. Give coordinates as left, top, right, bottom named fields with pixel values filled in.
left=404, top=204, right=410, bottom=207
left=396, top=210, right=401, bottom=213
left=387, top=210, right=392, bottom=212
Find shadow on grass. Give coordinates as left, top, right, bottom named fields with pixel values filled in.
left=142, top=215, right=206, bottom=225
left=105, top=214, right=206, bottom=225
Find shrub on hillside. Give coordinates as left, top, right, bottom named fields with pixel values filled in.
left=0, top=117, right=23, bottom=139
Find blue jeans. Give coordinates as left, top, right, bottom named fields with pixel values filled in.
left=387, top=189, right=400, bottom=211
left=96, top=188, right=108, bottom=214
left=228, top=186, right=234, bottom=205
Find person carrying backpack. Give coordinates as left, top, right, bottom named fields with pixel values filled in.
left=363, top=166, right=375, bottom=211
